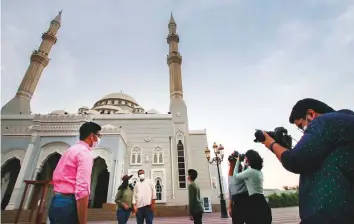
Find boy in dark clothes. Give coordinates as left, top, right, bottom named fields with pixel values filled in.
left=188, top=169, right=204, bottom=224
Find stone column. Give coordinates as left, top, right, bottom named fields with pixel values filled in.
left=89, top=168, right=98, bottom=207
left=109, top=159, right=119, bottom=203
left=6, top=133, right=38, bottom=210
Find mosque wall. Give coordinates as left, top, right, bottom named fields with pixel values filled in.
left=93, top=116, right=174, bottom=204
left=188, top=132, right=221, bottom=207
left=1, top=113, right=218, bottom=208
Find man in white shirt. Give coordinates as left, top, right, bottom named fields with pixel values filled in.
left=133, top=169, right=157, bottom=224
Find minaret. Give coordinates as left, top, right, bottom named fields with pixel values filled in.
left=1, top=11, right=62, bottom=115
left=166, top=13, right=187, bottom=120
left=167, top=14, right=192, bottom=193
left=167, top=13, right=183, bottom=100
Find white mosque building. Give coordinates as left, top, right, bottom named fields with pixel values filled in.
left=1, top=12, right=221, bottom=213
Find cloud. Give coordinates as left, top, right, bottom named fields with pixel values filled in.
left=2, top=0, right=354, bottom=189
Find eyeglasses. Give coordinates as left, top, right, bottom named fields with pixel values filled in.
left=94, top=133, right=102, bottom=139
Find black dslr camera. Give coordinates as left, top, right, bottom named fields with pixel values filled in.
left=228, top=150, right=245, bottom=162
left=254, top=127, right=292, bottom=149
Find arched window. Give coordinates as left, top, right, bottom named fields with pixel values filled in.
left=155, top=179, right=162, bottom=201
left=177, top=140, right=186, bottom=188
left=152, top=147, right=164, bottom=164
left=131, top=146, right=142, bottom=165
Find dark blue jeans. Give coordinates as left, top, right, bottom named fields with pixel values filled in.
left=116, top=207, right=132, bottom=224
left=48, top=194, right=78, bottom=224
left=136, top=205, right=154, bottom=224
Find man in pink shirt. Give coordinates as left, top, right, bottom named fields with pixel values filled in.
left=48, top=122, right=102, bottom=224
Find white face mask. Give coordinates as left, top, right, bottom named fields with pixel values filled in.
left=92, top=138, right=100, bottom=148
left=138, top=174, right=145, bottom=181
left=302, top=114, right=312, bottom=132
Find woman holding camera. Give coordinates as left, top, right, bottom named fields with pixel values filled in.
left=228, top=153, right=249, bottom=224
left=233, top=150, right=272, bottom=224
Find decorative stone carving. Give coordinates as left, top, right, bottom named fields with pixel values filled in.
left=175, top=124, right=185, bottom=135
left=176, top=112, right=181, bottom=117
left=101, top=124, right=119, bottom=134
left=33, top=114, right=89, bottom=123
left=2, top=126, right=32, bottom=136
left=1, top=149, right=26, bottom=167
left=144, top=134, right=151, bottom=142
left=36, top=142, right=70, bottom=169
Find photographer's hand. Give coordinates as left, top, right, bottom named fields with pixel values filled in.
left=262, top=131, right=287, bottom=161
left=261, top=131, right=275, bottom=148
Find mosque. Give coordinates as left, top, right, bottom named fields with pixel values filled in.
left=1, top=11, right=222, bottom=213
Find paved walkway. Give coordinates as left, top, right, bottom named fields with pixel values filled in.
left=89, top=207, right=300, bottom=224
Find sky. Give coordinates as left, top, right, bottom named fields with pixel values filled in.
left=2, top=0, right=354, bottom=189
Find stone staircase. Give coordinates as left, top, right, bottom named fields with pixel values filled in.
left=1, top=209, right=116, bottom=223
left=1, top=205, right=214, bottom=223
left=1, top=209, right=32, bottom=224
left=87, top=208, right=116, bottom=221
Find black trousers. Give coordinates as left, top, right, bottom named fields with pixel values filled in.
left=247, top=194, right=272, bottom=224
left=231, top=193, right=249, bottom=224
left=192, top=211, right=203, bottom=224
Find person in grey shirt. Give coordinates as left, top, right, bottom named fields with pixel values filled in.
left=233, top=149, right=272, bottom=224
left=228, top=152, right=249, bottom=224
left=228, top=151, right=248, bottom=224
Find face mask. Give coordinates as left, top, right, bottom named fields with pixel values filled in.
left=138, top=174, right=145, bottom=181
left=302, top=114, right=313, bottom=132
left=92, top=138, right=100, bottom=148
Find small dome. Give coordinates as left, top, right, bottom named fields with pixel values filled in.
left=79, top=106, right=89, bottom=110
left=102, top=124, right=117, bottom=129
left=49, top=110, right=69, bottom=115
left=86, top=110, right=100, bottom=115
left=100, top=92, right=138, bottom=104
left=146, top=109, right=159, bottom=114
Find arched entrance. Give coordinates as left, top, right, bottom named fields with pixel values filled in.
left=89, top=157, right=109, bottom=208
left=1, top=158, right=21, bottom=210
left=29, top=153, right=61, bottom=209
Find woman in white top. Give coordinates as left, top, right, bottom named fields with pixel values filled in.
left=233, top=149, right=272, bottom=224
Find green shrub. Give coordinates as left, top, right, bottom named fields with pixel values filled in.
left=267, top=191, right=299, bottom=208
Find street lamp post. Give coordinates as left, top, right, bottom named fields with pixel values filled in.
left=205, top=142, right=228, bottom=219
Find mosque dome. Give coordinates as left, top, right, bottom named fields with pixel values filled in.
left=91, top=92, right=143, bottom=114
left=99, top=93, right=138, bottom=105
left=49, top=110, right=69, bottom=115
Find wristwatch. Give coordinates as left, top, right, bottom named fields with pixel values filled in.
left=269, top=142, right=277, bottom=153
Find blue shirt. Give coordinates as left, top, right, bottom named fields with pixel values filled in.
left=228, top=175, right=247, bottom=200
left=281, top=109, right=354, bottom=221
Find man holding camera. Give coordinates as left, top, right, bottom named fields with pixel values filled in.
left=261, top=98, right=354, bottom=223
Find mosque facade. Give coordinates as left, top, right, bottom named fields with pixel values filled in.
left=1, top=12, right=222, bottom=211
